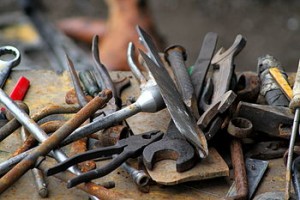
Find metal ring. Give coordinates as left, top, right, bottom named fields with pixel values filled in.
left=0, top=46, right=21, bottom=68
left=227, top=117, right=253, bottom=138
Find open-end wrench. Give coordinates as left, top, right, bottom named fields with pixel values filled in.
left=143, top=120, right=196, bottom=172
left=200, top=35, right=246, bottom=111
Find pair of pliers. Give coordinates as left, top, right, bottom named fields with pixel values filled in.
left=46, top=130, right=163, bottom=188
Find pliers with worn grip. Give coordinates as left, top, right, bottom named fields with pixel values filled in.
left=46, top=130, right=163, bottom=188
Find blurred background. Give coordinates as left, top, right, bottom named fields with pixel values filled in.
left=0, top=0, right=300, bottom=72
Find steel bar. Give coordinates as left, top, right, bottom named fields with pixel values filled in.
left=0, top=89, right=111, bottom=195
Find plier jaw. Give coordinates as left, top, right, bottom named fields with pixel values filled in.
left=46, top=130, right=163, bottom=188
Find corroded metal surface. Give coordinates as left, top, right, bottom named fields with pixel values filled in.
left=0, top=89, right=112, bottom=193
left=0, top=70, right=290, bottom=199
left=12, top=120, right=65, bottom=157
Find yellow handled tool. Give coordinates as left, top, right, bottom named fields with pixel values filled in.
left=269, top=67, right=293, bottom=100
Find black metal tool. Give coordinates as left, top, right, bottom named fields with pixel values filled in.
left=236, top=101, right=294, bottom=139
left=137, top=26, right=208, bottom=158
left=227, top=158, right=269, bottom=200
left=197, top=90, right=237, bottom=140
left=143, top=120, right=196, bottom=172
left=245, top=141, right=288, bottom=160
left=246, top=158, right=269, bottom=199
left=190, top=32, right=218, bottom=112
left=46, top=131, right=164, bottom=188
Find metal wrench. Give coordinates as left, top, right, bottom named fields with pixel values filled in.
left=201, top=35, right=246, bottom=111
left=0, top=46, right=21, bottom=88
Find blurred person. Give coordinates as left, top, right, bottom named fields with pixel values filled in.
left=59, top=0, right=164, bottom=71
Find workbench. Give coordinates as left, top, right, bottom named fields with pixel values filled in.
left=0, top=70, right=286, bottom=199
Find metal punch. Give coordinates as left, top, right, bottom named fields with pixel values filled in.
left=46, top=131, right=164, bottom=188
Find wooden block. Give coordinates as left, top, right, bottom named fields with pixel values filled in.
left=147, top=147, right=229, bottom=185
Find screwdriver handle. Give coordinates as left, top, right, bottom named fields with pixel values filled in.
left=290, top=60, right=300, bottom=111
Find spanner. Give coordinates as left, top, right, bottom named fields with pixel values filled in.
left=200, top=35, right=246, bottom=111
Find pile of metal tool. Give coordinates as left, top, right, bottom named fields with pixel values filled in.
left=1, top=21, right=300, bottom=199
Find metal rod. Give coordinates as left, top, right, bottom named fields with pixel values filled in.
left=0, top=88, right=111, bottom=196
left=285, top=109, right=300, bottom=199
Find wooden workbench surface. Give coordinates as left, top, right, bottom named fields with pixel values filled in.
left=0, top=70, right=285, bottom=199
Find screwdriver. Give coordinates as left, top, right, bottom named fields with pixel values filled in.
left=285, top=59, right=300, bottom=200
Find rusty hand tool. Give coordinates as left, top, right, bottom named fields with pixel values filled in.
left=0, top=89, right=111, bottom=195
left=226, top=117, right=249, bottom=200
left=0, top=46, right=21, bottom=88
left=164, top=45, right=199, bottom=118
left=12, top=120, right=65, bottom=157
left=0, top=121, right=71, bottom=175
left=200, top=35, right=246, bottom=111
left=234, top=72, right=260, bottom=103
left=143, top=120, right=196, bottom=172
left=227, top=158, right=269, bottom=200
left=137, top=26, right=208, bottom=158
left=236, top=101, right=294, bottom=139
left=197, top=90, right=237, bottom=140
left=66, top=53, right=97, bottom=172
left=258, top=55, right=289, bottom=107
left=0, top=104, right=80, bottom=142
left=46, top=131, right=163, bottom=188
left=227, top=117, right=253, bottom=138
left=20, top=118, right=48, bottom=198
left=246, top=141, right=288, bottom=160
left=285, top=60, right=300, bottom=199
left=227, top=139, right=248, bottom=200
left=190, top=32, right=218, bottom=112
left=3, top=101, right=48, bottom=197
